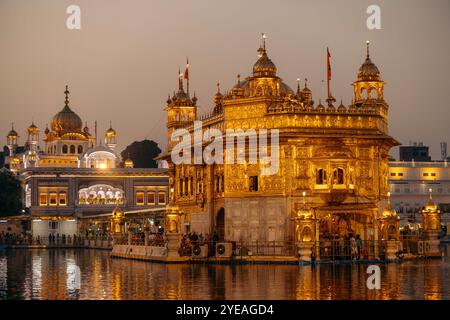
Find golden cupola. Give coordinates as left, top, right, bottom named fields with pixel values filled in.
left=358, top=41, right=381, bottom=82
left=104, top=121, right=117, bottom=150
left=51, top=85, right=83, bottom=133
left=253, top=34, right=277, bottom=77
left=353, top=41, right=385, bottom=102
left=423, top=189, right=439, bottom=213
left=124, top=156, right=134, bottom=169
left=381, top=192, right=399, bottom=219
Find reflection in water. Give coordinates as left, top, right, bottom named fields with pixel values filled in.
left=0, top=246, right=449, bottom=300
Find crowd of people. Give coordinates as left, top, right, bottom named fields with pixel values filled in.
left=0, top=231, right=85, bottom=246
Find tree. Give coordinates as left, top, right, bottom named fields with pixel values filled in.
left=0, top=170, right=22, bottom=217
left=120, top=140, right=161, bottom=168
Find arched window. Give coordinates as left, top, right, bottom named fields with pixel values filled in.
left=316, top=168, right=327, bottom=185
left=77, top=145, right=83, bottom=154
left=333, top=168, right=345, bottom=185
left=62, top=145, right=68, bottom=154
left=70, top=145, right=75, bottom=154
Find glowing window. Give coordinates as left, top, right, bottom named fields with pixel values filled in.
left=59, top=192, right=67, bottom=206
left=158, top=192, right=166, bottom=205
left=333, top=168, right=345, bottom=185
left=136, top=192, right=144, bottom=205
left=316, top=169, right=327, bottom=185
left=39, top=193, right=48, bottom=206
left=49, top=193, right=57, bottom=206
left=147, top=192, right=156, bottom=205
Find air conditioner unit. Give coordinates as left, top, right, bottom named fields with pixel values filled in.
left=216, top=242, right=233, bottom=258
left=191, top=244, right=208, bottom=258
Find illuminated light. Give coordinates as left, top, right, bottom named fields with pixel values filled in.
left=0, top=220, right=8, bottom=223
left=33, top=219, right=42, bottom=222
left=67, top=219, right=76, bottom=222
left=99, top=163, right=107, bottom=169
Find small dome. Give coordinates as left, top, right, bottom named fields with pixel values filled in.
left=358, top=57, right=380, bottom=80
left=423, top=198, right=439, bottom=213
left=124, top=158, right=134, bottom=168
left=358, top=42, right=381, bottom=81
left=7, top=128, right=18, bottom=137
left=326, top=105, right=336, bottom=112
left=27, top=122, right=39, bottom=134
left=316, top=101, right=325, bottom=112
left=337, top=101, right=346, bottom=113
left=253, top=39, right=277, bottom=77
left=105, top=127, right=116, bottom=137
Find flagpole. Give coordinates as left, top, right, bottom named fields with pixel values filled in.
left=327, top=47, right=330, bottom=100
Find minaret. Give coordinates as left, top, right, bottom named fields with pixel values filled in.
left=25, top=121, right=40, bottom=168
left=104, top=121, right=117, bottom=150
left=165, top=68, right=197, bottom=150
left=27, top=121, right=39, bottom=152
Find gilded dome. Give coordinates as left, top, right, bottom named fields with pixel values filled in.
left=7, top=128, right=18, bottom=137
left=253, top=50, right=277, bottom=77
left=316, top=100, right=325, bottom=112
left=105, top=126, right=116, bottom=137
left=253, top=36, right=277, bottom=77
left=358, top=42, right=380, bottom=81
left=337, top=102, right=347, bottom=113
left=51, top=105, right=83, bottom=133
left=27, top=122, right=39, bottom=134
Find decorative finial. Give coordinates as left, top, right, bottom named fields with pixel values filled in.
left=366, top=40, right=370, bottom=59
left=109, top=120, right=112, bottom=129
left=429, top=188, right=433, bottom=200
left=216, top=82, right=221, bottom=94
left=178, top=67, right=183, bottom=91
left=297, top=78, right=301, bottom=92
left=302, top=191, right=306, bottom=205
left=11, top=122, right=14, bottom=130
left=387, top=191, right=391, bottom=207
left=262, top=33, right=266, bottom=51
left=64, top=85, right=70, bottom=107
left=304, top=78, right=308, bottom=89
left=237, top=74, right=241, bottom=85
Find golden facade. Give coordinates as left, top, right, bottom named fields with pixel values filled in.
left=161, top=37, right=398, bottom=244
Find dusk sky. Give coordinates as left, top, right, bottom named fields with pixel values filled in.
left=1, top=0, right=449, bottom=159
